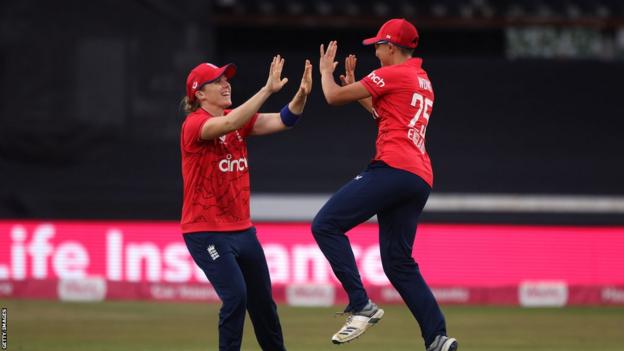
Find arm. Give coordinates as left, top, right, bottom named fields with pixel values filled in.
left=356, top=96, right=373, bottom=114
left=339, top=54, right=373, bottom=114
left=251, top=60, right=313, bottom=136
left=200, top=55, right=288, bottom=140
left=319, top=41, right=371, bottom=106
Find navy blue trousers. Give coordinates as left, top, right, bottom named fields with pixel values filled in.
left=184, top=228, right=286, bottom=351
left=311, top=162, right=446, bottom=347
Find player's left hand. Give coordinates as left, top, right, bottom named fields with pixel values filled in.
left=339, top=54, right=357, bottom=86
left=319, top=41, right=339, bottom=76
left=299, top=59, right=313, bottom=96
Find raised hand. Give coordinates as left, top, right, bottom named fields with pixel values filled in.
left=339, top=54, right=357, bottom=86
left=298, top=59, right=313, bottom=96
left=319, top=41, right=339, bottom=76
left=265, top=55, right=289, bottom=93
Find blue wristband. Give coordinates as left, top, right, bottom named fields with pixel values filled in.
left=280, top=104, right=301, bottom=127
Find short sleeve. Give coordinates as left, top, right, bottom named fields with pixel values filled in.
left=238, top=113, right=259, bottom=138
left=181, top=114, right=210, bottom=151
left=359, top=66, right=400, bottom=98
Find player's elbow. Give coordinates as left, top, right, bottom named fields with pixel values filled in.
left=220, top=118, right=239, bottom=133
left=325, top=96, right=338, bottom=106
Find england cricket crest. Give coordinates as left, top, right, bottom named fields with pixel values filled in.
left=207, top=245, right=220, bottom=260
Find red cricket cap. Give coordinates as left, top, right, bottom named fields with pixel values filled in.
left=186, top=62, right=237, bottom=102
left=362, top=18, right=419, bottom=49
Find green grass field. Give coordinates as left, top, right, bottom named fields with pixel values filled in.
left=2, top=299, right=623, bottom=350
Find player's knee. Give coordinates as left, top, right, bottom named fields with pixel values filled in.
left=381, top=254, right=419, bottom=278
left=311, top=214, right=332, bottom=237
left=221, top=287, right=247, bottom=313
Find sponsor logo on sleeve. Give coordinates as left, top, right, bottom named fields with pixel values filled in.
left=367, top=71, right=385, bottom=88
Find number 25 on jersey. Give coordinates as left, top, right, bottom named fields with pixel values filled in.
left=407, top=92, right=433, bottom=154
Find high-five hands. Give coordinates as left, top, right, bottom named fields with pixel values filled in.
left=298, top=59, right=313, bottom=96
left=339, top=55, right=357, bottom=86
left=319, top=41, right=339, bottom=76
left=265, top=55, right=289, bottom=93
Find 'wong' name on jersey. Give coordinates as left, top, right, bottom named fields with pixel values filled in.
left=418, top=77, right=432, bottom=91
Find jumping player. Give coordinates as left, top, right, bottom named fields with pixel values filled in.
left=180, top=55, right=312, bottom=351
left=313, top=18, right=458, bottom=351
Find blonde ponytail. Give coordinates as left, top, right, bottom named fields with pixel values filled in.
left=180, top=96, right=200, bottom=114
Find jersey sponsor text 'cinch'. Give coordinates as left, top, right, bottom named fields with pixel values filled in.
left=219, top=154, right=248, bottom=172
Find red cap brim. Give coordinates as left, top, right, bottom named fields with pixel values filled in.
left=362, top=37, right=382, bottom=46
left=209, top=63, right=237, bottom=84
left=222, top=63, right=237, bottom=80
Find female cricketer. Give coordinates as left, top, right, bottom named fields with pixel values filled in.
left=180, top=55, right=312, bottom=351
left=313, top=18, right=458, bottom=351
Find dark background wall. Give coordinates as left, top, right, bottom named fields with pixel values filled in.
left=1, top=0, right=623, bottom=220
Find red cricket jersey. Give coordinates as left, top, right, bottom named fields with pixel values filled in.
left=360, top=58, right=434, bottom=186
left=180, top=108, right=258, bottom=233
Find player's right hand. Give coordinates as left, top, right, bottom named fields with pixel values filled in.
left=339, top=54, right=357, bottom=86
left=298, top=59, right=313, bottom=96
left=265, top=55, right=289, bottom=93
left=319, top=41, right=339, bottom=76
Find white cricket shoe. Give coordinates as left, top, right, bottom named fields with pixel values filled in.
left=331, top=300, right=384, bottom=344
